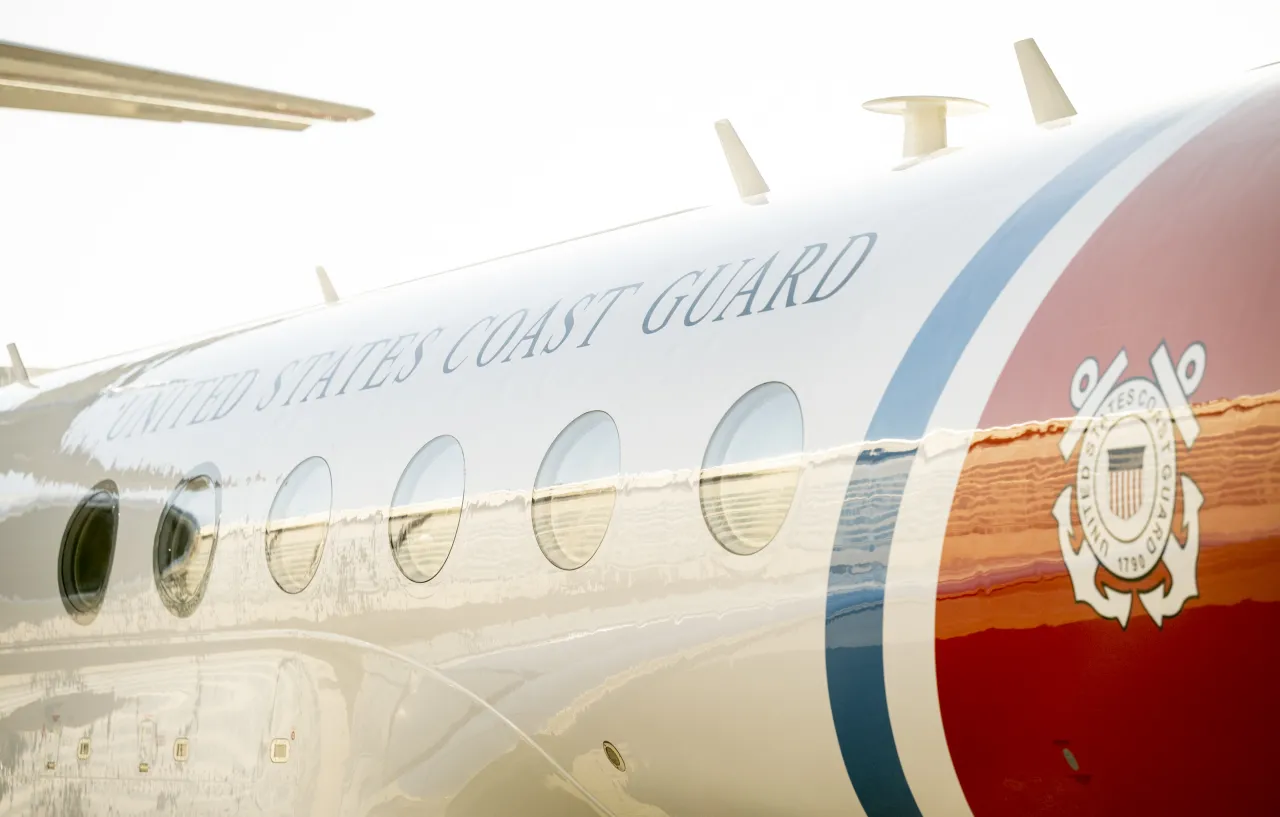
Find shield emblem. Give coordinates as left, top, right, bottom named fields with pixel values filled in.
left=1107, top=445, right=1146, bottom=520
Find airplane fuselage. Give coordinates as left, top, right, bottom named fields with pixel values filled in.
left=1, top=65, right=1278, bottom=817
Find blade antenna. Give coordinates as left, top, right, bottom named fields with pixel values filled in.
left=6, top=342, right=32, bottom=386
left=714, top=119, right=770, bottom=205
left=1014, top=38, right=1077, bottom=127
left=315, top=266, right=339, bottom=304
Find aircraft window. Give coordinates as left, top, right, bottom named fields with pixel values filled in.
left=58, top=481, right=120, bottom=622
left=389, top=435, right=465, bottom=583
left=265, top=457, right=332, bottom=594
left=532, top=411, right=620, bottom=570
left=700, top=382, right=804, bottom=555
left=154, top=472, right=221, bottom=617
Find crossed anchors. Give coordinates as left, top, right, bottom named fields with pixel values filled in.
left=1052, top=341, right=1206, bottom=628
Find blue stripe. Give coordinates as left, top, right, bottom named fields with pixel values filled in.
left=825, top=112, right=1182, bottom=817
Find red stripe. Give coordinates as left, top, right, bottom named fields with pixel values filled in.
left=937, top=82, right=1280, bottom=817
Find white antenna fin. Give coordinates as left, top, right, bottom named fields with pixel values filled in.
left=1014, top=38, right=1077, bottom=127
left=714, top=120, right=769, bottom=205
left=6, top=342, right=32, bottom=386
left=315, top=266, right=339, bottom=304
left=863, top=96, right=988, bottom=162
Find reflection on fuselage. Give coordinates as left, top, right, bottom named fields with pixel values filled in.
left=0, top=437, right=863, bottom=816
left=3, top=384, right=1279, bottom=816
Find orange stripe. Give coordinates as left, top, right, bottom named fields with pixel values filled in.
left=938, top=391, right=1280, bottom=639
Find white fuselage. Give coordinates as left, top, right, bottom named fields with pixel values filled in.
left=2, top=65, right=1279, bottom=817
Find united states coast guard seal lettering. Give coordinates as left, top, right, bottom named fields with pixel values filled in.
left=1052, top=341, right=1206, bottom=628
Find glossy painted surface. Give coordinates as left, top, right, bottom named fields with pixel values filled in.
left=936, top=81, right=1280, bottom=815
left=0, top=65, right=1277, bottom=817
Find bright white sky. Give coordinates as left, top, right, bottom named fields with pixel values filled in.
left=2, top=1, right=1277, bottom=368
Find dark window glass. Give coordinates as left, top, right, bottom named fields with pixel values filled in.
left=59, top=482, right=120, bottom=621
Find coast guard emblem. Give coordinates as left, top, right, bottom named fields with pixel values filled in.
left=1052, top=342, right=1206, bottom=628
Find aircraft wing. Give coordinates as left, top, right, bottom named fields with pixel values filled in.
left=0, top=40, right=372, bottom=131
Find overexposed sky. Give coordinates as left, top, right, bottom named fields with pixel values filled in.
left=2, top=1, right=1277, bottom=368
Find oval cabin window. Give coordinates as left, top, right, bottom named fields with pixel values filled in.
left=58, top=481, right=121, bottom=622
left=389, top=436, right=465, bottom=583
left=532, top=411, right=620, bottom=570
left=699, top=382, right=804, bottom=555
left=154, top=473, right=221, bottom=617
left=265, top=457, right=333, bottom=594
